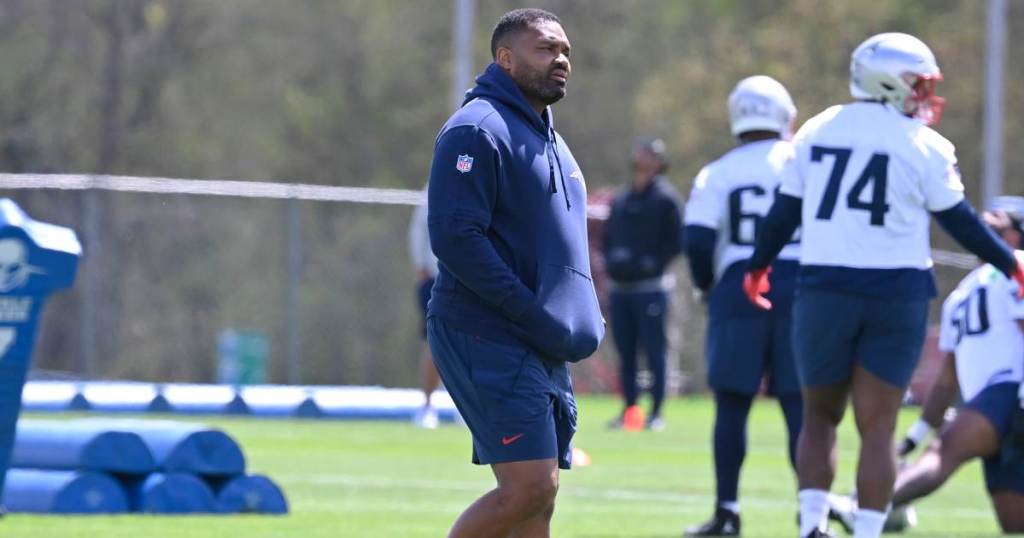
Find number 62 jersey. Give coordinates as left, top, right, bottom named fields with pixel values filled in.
left=938, top=263, right=1024, bottom=402
left=684, top=139, right=800, bottom=284
left=780, top=101, right=964, bottom=273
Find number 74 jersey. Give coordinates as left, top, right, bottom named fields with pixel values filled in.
left=780, top=101, right=965, bottom=270
left=684, top=139, right=800, bottom=282
left=938, top=263, right=1024, bottom=402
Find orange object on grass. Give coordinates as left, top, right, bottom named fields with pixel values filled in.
left=622, top=404, right=645, bottom=431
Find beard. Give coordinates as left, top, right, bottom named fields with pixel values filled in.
left=516, top=64, right=567, bottom=106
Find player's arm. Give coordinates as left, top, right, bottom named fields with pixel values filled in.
left=932, top=200, right=1021, bottom=283
left=924, top=145, right=1024, bottom=289
left=745, top=150, right=803, bottom=309
left=899, top=353, right=957, bottom=456
left=682, top=168, right=721, bottom=293
left=682, top=225, right=715, bottom=292
left=744, top=193, right=802, bottom=309
left=428, top=126, right=566, bottom=350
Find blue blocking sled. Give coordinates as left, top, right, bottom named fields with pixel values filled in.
left=0, top=199, right=81, bottom=496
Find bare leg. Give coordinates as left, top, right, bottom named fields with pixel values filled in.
left=797, top=381, right=849, bottom=491
left=420, top=345, right=441, bottom=406
left=893, top=409, right=999, bottom=506
left=448, top=458, right=559, bottom=538
left=850, top=366, right=905, bottom=510
left=992, top=491, right=1024, bottom=533
left=509, top=501, right=556, bottom=538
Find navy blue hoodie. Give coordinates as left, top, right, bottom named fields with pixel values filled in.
left=427, top=63, right=604, bottom=363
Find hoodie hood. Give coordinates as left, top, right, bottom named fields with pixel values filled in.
left=463, top=63, right=553, bottom=136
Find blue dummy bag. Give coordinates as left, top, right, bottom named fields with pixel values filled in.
left=0, top=199, right=80, bottom=496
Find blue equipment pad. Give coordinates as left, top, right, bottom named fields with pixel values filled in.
left=210, top=474, right=289, bottom=514
left=2, top=469, right=128, bottom=513
left=12, top=420, right=155, bottom=474
left=126, top=472, right=217, bottom=513
left=77, top=419, right=246, bottom=476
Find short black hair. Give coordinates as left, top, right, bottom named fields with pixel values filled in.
left=490, top=8, right=561, bottom=59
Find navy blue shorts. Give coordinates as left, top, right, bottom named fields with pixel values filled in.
left=966, top=383, right=1024, bottom=493
left=426, top=317, right=577, bottom=469
left=416, top=278, right=435, bottom=339
left=706, top=315, right=799, bottom=396
left=791, top=288, right=928, bottom=389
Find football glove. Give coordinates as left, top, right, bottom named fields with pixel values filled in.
left=743, top=267, right=772, bottom=310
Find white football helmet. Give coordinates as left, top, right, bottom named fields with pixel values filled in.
left=850, top=32, right=945, bottom=125
left=728, top=75, right=797, bottom=137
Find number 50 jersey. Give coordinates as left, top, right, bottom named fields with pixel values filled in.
left=938, top=264, right=1024, bottom=402
left=780, top=101, right=964, bottom=271
left=685, top=139, right=800, bottom=283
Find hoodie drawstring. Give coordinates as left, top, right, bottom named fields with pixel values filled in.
left=548, top=129, right=571, bottom=211
left=546, top=147, right=557, bottom=195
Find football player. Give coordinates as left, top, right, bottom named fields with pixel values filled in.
left=885, top=200, right=1024, bottom=533
left=745, top=33, right=1024, bottom=538
left=683, top=75, right=802, bottom=536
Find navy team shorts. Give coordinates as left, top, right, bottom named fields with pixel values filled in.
left=706, top=315, right=799, bottom=396
left=966, top=382, right=1024, bottom=494
left=426, top=317, right=577, bottom=469
left=791, top=288, right=928, bottom=389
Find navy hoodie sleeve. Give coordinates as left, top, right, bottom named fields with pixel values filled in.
left=428, top=125, right=536, bottom=316
left=429, top=125, right=571, bottom=356
left=932, top=200, right=1018, bottom=276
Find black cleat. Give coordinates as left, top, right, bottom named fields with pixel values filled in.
left=685, top=507, right=740, bottom=536
left=802, top=529, right=835, bottom=538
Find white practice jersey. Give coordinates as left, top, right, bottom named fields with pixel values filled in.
left=685, top=139, right=800, bottom=281
left=779, top=102, right=965, bottom=269
left=938, top=264, right=1024, bottom=402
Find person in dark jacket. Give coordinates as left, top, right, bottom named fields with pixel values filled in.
left=426, top=8, right=603, bottom=538
left=603, top=138, right=684, bottom=431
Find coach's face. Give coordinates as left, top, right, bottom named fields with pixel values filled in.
left=497, top=20, right=572, bottom=110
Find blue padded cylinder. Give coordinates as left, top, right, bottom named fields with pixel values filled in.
left=12, top=420, right=156, bottom=474
left=210, top=474, right=289, bottom=514
left=125, top=472, right=218, bottom=513
left=80, top=419, right=246, bottom=476
left=2, top=469, right=128, bottom=514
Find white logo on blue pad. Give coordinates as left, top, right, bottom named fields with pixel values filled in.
left=0, top=239, right=43, bottom=292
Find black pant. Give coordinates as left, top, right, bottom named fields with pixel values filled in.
left=610, top=289, right=668, bottom=417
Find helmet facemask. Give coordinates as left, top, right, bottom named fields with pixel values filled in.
left=903, top=73, right=945, bottom=126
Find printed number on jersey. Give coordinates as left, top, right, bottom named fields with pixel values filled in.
left=812, top=146, right=891, bottom=226
left=728, top=185, right=799, bottom=246
left=950, top=288, right=989, bottom=345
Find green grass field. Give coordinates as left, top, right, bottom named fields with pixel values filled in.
left=3, top=397, right=1001, bottom=537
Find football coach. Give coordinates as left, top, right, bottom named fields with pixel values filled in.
left=426, top=7, right=604, bottom=538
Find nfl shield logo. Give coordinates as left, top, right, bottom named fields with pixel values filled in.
left=456, top=154, right=474, bottom=173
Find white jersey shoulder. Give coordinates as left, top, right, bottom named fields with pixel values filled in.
left=684, top=140, right=800, bottom=281
left=779, top=102, right=965, bottom=270
left=938, top=264, right=1024, bottom=401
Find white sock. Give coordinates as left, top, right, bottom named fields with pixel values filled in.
left=798, top=489, right=829, bottom=537
left=853, top=508, right=886, bottom=538
left=718, top=501, right=739, bottom=514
